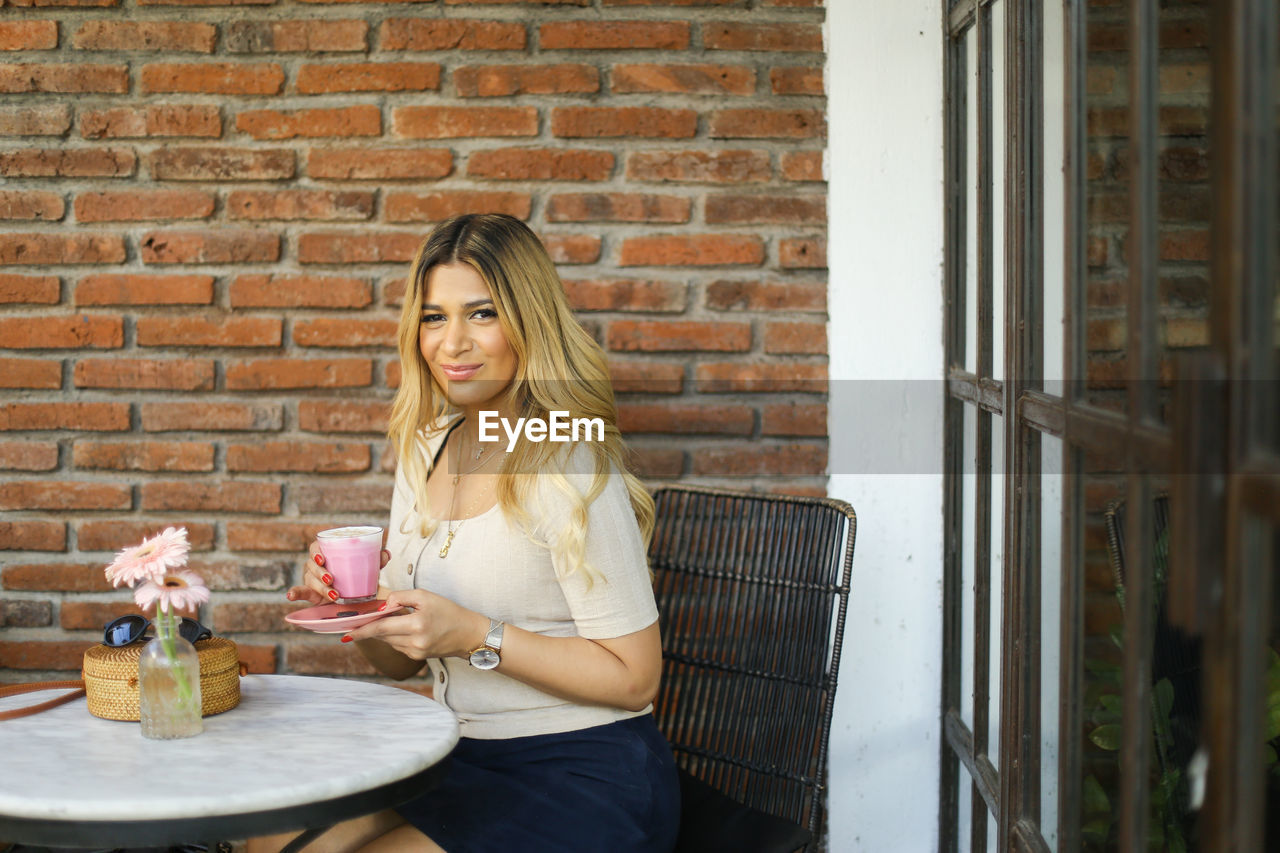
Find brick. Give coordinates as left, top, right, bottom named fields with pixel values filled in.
left=0, top=402, right=129, bottom=431
left=296, top=63, right=441, bottom=94
left=7, top=0, right=118, bottom=6
left=706, top=193, right=825, bottom=225
left=74, top=358, right=214, bottom=390
left=227, top=190, right=374, bottom=221
left=0, top=190, right=63, bottom=221
left=0, top=104, right=70, bottom=136
left=136, top=315, right=282, bottom=347
left=225, top=358, right=372, bottom=390
left=226, top=521, right=324, bottom=552
left=710, top=109, right=825, bottom=139
left=193, top=559, right=289, bottom=592
left=385, top=190, right=531, bottom=223
left=151, top=147, right=294, bottom=181
left=0, top=148, right=135, bottom=178
left=72, top=440, right=214, bottom=471
left=308, top=147, right=451, bottom=180
left=392, top=106, right=537, bottom=139
left=762, top=402, right=824, bottom=435
left=563, top=278, right=686, bottom=312
left=1160, top=229, right=1210, bottom=262
left=764, top=320, right=826, bottom=354
left=0, top=358, right=62, bottom=389
left=771, top=66, right=823, bottom=95
left=627, top=447, right=683, bottom=479
left=141, top=401, right=283, bottom=432
left=455, top=64, right=597, bottom=97
left=552, top=106, right=696, bottom=138
left=237, top=105, right=381, bottom=140
left=539, top=234, right=600, bottom=265
left=0, top=600, right=52, bottom=628
left=140, top=481, right=281, bottom=513
left=294, top=482, right=392, bottom=514
left=74, top=189, right=215, bottom=222
left=286, top=644, right=380, bottom=677
left=0, top=440, right=58, bottom=471
left=0, top=481, right=131, bottom=511
left=619, top=234, right=764, bottom=267
left=141, top=229, right=279, bottom=264
left=141, top=63, right=284, bottom=95
left=0, top=234, right=125, bottom=266
left=0, top=274, right=59, bottom=303
left=228, top=440, right=370, bottom=473
left=618, top=403, right=752, bottom=435
left=550, top=190, right=691, bottom=220
left=694, top=362, right=826, bottom=392
left=298, top=400, right=390, bottom=434
left=0, top=21, right=58, bottom=51
left=213, top=602, right=298, bottom=634
left=230, top=274, right=371, bottom=308
left=293, top=317, right=397, bottom=348
left=61, top=600, right=196, bottom=629
left=137, top=0, right=273, bottom=5
left=626, top=149, right=770, bottom=183
left=0, top=641, right=96, bottom=671
left=72, top=21, right=216, bottom=52
left=540, top=21, right=689, bottom=50
left=0, top=63, right=127, bottom=93
left=612, top=64, right=754, bottom=95
left=781, top=151, right=823, bottom=181
left=380, top=19, right=526, bottom=51
left=0, top=315, right=121, bottom=349
left=607, top=319, right=750, bottom=352
left=692, top=443, right=826, bottom=477
left=468, top=148, right=613, bottom=181
left=0, top=521, right=65, bottom=551
left=779, top=237, right=826, bottom=268
left=705, top=279, right=826, bottom=312
left=225, top=20, right=368, bottom=53
left=78, top=521, right=214, bottom=552
left=76, top=274, right=213, bottom=306
left=0, top=561, right=100, bottom=592
left=705, top=22, right=823, bottom=52
left=297, top=232, right=421, bottom=264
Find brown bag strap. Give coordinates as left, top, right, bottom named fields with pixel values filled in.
left=0, top=680, right=87, bottom=721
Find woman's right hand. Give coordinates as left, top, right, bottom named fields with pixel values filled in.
left=286, top=541, right=336, bottom=605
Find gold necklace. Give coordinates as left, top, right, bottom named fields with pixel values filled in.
left=438, top=424, right=498, bottom=558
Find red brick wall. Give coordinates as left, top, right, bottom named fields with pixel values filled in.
left=0, top=0, right=827, bottom=682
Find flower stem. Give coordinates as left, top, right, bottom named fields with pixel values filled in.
left=157, top=608, right=194, bottom=705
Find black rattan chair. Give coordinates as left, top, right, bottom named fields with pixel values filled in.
left=649, top=485, right=855, bottom=853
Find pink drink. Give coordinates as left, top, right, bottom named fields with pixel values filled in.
left=316, top=526, right=383, bottom=603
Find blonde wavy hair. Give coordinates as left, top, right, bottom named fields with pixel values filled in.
left=387, top=213, right=654, bottom=583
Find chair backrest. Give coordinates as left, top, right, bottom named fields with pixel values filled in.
left=648, top=485, right=855, bottom=847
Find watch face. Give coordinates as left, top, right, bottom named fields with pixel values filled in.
left=470, top=647, right=500, bottom=670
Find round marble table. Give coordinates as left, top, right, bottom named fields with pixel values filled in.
left=0, top=673, right=459, bottom=848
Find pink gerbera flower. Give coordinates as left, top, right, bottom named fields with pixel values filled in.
left=134, top=571, right=210, bottom=615
left=104, top=526, right=190, bottom=588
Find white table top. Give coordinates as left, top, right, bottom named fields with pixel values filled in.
left=0, top=674, right=459, bottom=823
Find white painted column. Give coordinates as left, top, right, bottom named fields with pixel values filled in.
left=825, top=2, right=945, bottom=850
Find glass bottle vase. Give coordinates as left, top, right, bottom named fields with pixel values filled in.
left=138, top=617, right=203, bottom=739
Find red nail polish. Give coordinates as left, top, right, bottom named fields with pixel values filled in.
left=340, top=635, right=353, bottom=643
left=315, top=555, right=325, bottom=566
left=377, top=603, right=387, bottom=611
left=321, top=573, right=332, bottom=585
left=327, top=590, right=339, bottom=601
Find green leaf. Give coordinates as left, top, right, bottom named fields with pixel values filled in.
left=1109, top=624, right=1125, bottom=649
left=1083, top=774, right=1111, bottom=816
left=1090, top=724, right=1122, bottom=751
left=1082, top=818, right=1111, bottom=845
left=1099, top=694, right=1123, bottom=719
left=1154, top=678, right=1175, bottom=720
left=1263, top=742, right=1277, bottom=766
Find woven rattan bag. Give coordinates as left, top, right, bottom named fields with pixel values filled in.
left=82, top=637, right=242, bottom=722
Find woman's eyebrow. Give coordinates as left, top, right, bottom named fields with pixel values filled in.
left=421, top=298, right=495, bottom=311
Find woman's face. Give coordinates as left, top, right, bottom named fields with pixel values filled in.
left=419, top=261, right=518, bottom=414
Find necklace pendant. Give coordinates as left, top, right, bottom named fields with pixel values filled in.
left=438, top=529, right=456, bottom=558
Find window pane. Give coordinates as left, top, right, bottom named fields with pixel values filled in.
left=966, top=24, right=980, bottom=376
left=962, top=402, right=978, bottom=731
left=991, top=0, right=1006, bottom=383
left=1043, top=0, right=1067, bottom=388
left=1041, top=433, right=1064, bottom=851
left=988, top=411, right=1005, bottom=765
left=958, top=761, right=973, bottom=852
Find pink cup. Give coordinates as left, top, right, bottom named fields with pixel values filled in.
left=316, top=525, right=383, bottom=603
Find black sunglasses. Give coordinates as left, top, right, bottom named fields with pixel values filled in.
left=102, top=615, right=212, bottom=648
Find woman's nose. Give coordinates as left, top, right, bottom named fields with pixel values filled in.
left=441, top=319, right=471, bottom=354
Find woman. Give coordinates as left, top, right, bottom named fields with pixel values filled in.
left=263, top=214, right=680, bottom=853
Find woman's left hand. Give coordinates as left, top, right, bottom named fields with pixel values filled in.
left=343, top=588, right=487, bottom=661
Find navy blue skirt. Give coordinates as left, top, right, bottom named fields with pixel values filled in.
left=396, top=714, right=681, bottom=853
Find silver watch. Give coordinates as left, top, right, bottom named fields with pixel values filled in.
left=468, top=618, right=504, bottom=670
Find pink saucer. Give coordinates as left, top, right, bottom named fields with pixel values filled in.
left=285, top=600, right=401, bottom=634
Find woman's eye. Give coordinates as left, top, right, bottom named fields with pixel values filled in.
left=421, top=313, right=445, bottom=324
left=471, top=308, right=497, bottom=321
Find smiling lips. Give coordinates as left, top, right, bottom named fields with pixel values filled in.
left=440, top=363, right=482, bottom=381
